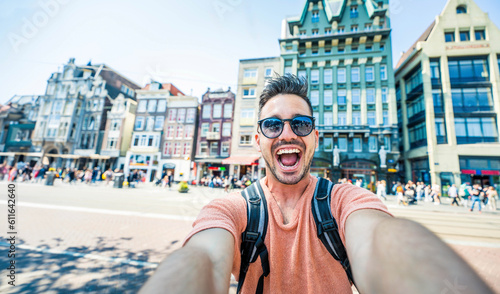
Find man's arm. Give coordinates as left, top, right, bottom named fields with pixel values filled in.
left=345, top=209, right=494, bottom=294
left=139, top=228, right=234, bottom=294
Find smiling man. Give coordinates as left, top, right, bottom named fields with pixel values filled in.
left=140, top=75, right=493, bottom=294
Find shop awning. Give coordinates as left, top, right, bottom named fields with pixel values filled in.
left=222, top=155, right=260, bottom=165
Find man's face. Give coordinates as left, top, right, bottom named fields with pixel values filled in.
left=255, top=94, right=319, bottom=185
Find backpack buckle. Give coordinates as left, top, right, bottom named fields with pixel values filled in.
left=319, top=219, right=337, bottom=235
left=243, top=231, right=260, bottom=243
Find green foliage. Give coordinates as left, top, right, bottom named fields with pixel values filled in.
left=178, top=181, right=189, bottom=193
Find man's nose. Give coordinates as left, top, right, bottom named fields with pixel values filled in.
left=279, top=121, right=297, bottom=140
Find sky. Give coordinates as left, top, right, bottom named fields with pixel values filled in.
left=1, top=0, right=499, bottom=103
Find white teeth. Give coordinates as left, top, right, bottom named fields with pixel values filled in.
left=277, top=148, right=300, bottom=155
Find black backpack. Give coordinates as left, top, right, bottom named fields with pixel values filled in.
left=237, top=177, right=355, bottom=294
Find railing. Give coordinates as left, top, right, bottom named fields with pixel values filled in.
left=206, top=132, right=221, bottom=140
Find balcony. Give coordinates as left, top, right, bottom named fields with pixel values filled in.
left=456, top=136, right=498, bottom=145
left=453, top=105, right=495, bottom=113
left=206, top=132, right=221, bottom=140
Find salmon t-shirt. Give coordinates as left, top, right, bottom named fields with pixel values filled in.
left=184, top=175, right=392, bottom=293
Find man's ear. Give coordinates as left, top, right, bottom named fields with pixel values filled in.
left=255, top=133, right=261, bottom=152
left=315, top=129, right=319, bottom=147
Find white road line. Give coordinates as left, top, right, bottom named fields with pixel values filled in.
left=0, top=242, right=159, bottom=268
left=0, top=201, right=196, bottom=222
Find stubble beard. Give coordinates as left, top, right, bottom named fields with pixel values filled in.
left=262, top=145, right=314, bottom=185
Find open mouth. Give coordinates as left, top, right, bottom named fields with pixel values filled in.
left=276, top=148, right=302, bottom=170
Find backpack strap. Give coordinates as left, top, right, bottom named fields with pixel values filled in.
left=237, top=181, right=270, bottom=294
left=311, top=177, right=356, bottom=286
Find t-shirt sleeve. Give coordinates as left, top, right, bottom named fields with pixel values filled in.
left=330, top=184, right=393, bottom=246
left=183, top=192, right=247, bottom=278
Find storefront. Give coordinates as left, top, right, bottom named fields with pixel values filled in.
left=410, top=157, right=430, bottom=184
left=125, top=152, right=160, bottom=182
left=459, top=156, right=500, bottom=188
left=340, top=161, right=378, bottom=187
left=222, top=155, right=260, bottom=180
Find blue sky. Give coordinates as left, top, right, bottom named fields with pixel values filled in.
left=1, top=0, right=499, bottom=103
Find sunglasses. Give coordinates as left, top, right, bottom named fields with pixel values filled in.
left=257, top=115, right=315, bottom=139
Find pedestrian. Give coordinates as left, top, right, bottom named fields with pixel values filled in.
left=396, top=182, right=404, bottom=205
left=376, top=180, right=387, bottom=201
left=486, top=186, right=498, bottom=211
left=84, top=169, right=92, bottom=184
left=470, top=184, right=483, bottom=213
left=141, top=74, right=493, bottom=294
left=448, top=184, right=459, bottom=206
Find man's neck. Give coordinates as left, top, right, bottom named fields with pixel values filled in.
left=265, top=173, right=311, bottom=207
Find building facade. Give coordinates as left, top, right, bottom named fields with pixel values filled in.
left=125, top=82, right=184, bottom=182
left=100, top=94, right=137, bottom=170
left=279, top=0, right=399, bottom=185
left=395, top=0, right=500, bottom=191
left=33, top=58, right=140, bottom=169
left=161, top=95, right=199, bottom=182
left=195, top=88, right=235, bottom=180
left=224, top=57, right=281, bottom=180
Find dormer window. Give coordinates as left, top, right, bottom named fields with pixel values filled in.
left=299, top=30, right=306, bottom=36
left=350, top=6, right=358, bottom=18
left=456, top=5, right=467, bottom=14
left=312, top=11, right=319, bottom=23
left=325, top=28, right=332, bottom=35
left=312, top=29, right=319, bottom=36
left=338, top=26, right=345, bottom=34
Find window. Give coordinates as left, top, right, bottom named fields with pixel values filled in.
left=312, top=29, right=319, bottom=36
left=384, top=137, right=391, bottom=151
left=455, top=117, right=498, bottom=144
left=210, top=142, right=219, bottom=156
left=244, top=68, right=257, bottom=78
left=460, top=30, right=470, bottom=42
left=409, top=122, right=427, bottom=148
left=201, top=123, right=209, bottom=137
left=380, top=65, right=387, bottom=80
left=299, top=30, right=306, bottom=36
left=351, top=67, right=360, bottom=83
left=221, top=142, right=230, bottom=156
left=353, top=137, right=362, bottom=152
left=366, top=88, right=375, bottom=104
left=367, top=111, right=376, bottom=126
left=221, top=104, right=232, bottom=118
left=111, top=120, right=121, bottom=131
left=337, top=90, right=346, bottom=105
left=352, top=89, right=361, bottom=105
left=298, top=70, right=307, bottom=79
left=405, top=67, right=423, bottom=94
left=369, top=136, right=378, bottom=152
left=175, top=109, right=185, bottom=123
left=351, top=25, right=358, bottom=32
left=325, top=28, right=332, bottom=35
left=350, top=6, right=358, bottom=18
left=352, top=112, right=361, bottom=125
left=380, top=43, right=385, bottom=50
left=311, top=70, right=319, bottom=84
left=184, top=125, right=193, bottom=139
left=135, top=117, right=144, bottom=130
left=106, top=138, right=118, bottom=150
left=243, top=88, right=256, bottom=97
left=456, top=5, right=467, bottom=14
left=312, top=11, right=319, bottom=23
left=338, top=112, right=346, bottom=126
left=183, top=143, right=191, bottom=156
left=313, top=112, right=319, bottom=124
left=176, top=125, right=184, bottom=139
left=199, top=142, right=208, bottom=155
left=324, top=69, right=333, bottom=84
left=186, top=109, right=196, bottom=123
left=168, top=109, right=177, bottom=122
left=451, top=88, right=493, bottom=112
left=322, top=112, right=332, bottom=126
left=445, top=32, right=455, bottom=43
left=145, top=117, right=155, bottom=131
left=365, top=24, right=372, bottom=31
left=174, top=143, right=182, bottom=156
left=338, top=47, right=345, bottom=54
left=140, top=135, right=147, bottom=146
left=211, top=123, right=220, bottom=135
left=430, top=60, right=441, bottom=83
left=202, top=105, right=211, bottom=119
left=166, top=126, right=175, bottom=138
left=435, top=117, right=448, bottom=144
left=475, top=29, right=486, bottom=41
left=338, top=26, right=345, bottom=34
left=284, top=67, right=293, bottom=75
left=324, top=90, right=333, bottom=105
left=148, top=100, right=157, bottom=113
left=157, top=100, right=167, bottom=113
left=213, top=104, right=222, bottom=118
left=448, top=58, right=489, bottom=83
left=324, top=136, right=333, bottom=151
left=154, top=116, right=164, bottom=130
left=365, top=66, right=374, bottom=82
left=383, top=111, right=389, bottom=125
left=310, top=91, right=319, bottom=106
left=222, top=122, right=231, bottom=137
left=351, top=46, right=358, bottom=53
left=382, top=88, right=388, bottom=103
left=338, top=137, right=347, bottom=151
left=433, top=89, right=444, bottom=113
left=137, top=101, right=147, bottom=112
left=240, top=135, right=252, bottom=145
left=338, top=68, right=346, bottom=83
left=265, top=67, right=273, bottom=77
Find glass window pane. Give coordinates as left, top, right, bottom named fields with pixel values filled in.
left=481, top=117, right=498, bottom=137
left=460, top=60, right=474, bottom=79
left=324, top=136, right=333, bottom=151
left=463, top=89, right=477, bottom=108
left=311, top=91, right=319, bottom=106
left=448, top=61, right=459, bottom=79
left=467, top=118, right=482, bottom=137
left=455, top=118, right=466, bottom=137
left=473, top=59, right=488, bottom=79
left=339, top=137, right=347, bottom=151
left=451, top=89, right=463, bottom=107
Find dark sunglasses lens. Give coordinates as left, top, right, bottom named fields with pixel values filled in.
left=291, top=117, right=314, bottom=136
left=261, top=118, right=283, bottom=138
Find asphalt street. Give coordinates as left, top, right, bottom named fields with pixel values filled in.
left=0, top=181, right=498, bottom=293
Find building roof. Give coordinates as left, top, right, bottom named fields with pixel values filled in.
left=395, top=20, right=436, bottom=70
left=141, top=83, right=185, bottom=96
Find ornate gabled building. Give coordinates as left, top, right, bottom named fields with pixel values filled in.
left=395, top=0, right=500, bottom=191
left=279, top=0, right=399, bottom=186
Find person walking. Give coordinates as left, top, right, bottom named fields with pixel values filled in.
left=470, top=184, right=483, bottom=213
left=448, top=184, right=459, bottom=206
left=486, top=186, right=497, bottom=211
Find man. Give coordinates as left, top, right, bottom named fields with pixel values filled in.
left=448, top=184, right=459, bottom=206
left=140, top=75, right=492, bottom=294
left=470, top=184, right=483, bottom=213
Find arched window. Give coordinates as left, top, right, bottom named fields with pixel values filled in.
left=456, top=5, right=467, bottom=14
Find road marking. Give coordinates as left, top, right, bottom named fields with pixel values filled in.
left=443, top=239, right=500, bottom=248
left=0, top=242, right=159, bottom=268
left=0, top=201, right=197, bottom=222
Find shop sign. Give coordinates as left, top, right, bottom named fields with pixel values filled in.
left=482, top=170, right=500, bottom=176
left=388, top=168, right=397, bottom=173
left=208, top=167, right=226, bottom=171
